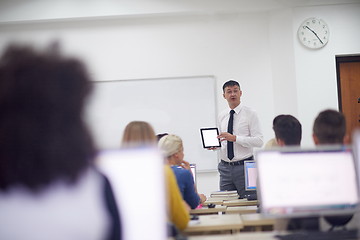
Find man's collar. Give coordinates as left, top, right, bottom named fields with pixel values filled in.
left=229, top=103, right=241, bottom=114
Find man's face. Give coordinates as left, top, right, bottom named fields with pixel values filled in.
left=223, top=85, right=242, bottom=108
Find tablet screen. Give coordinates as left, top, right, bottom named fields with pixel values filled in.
left=200, top=128, right=221, bottom=148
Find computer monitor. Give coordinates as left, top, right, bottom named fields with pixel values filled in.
left=244, top=160, right=257, bottom=191
left=96, top=148, right=167, bottom=240
left=353, top=130, right=360, bottom=187
left=190, top=163, right=197, bottom=186
left=256, top=146, right=359, bottom=218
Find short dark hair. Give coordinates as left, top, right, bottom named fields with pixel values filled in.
left=313, top=109, right=346, bottom=144
left=0, top=43, right=95, bottom=192
left=222, top=80, right=240, bottom=92
left=156, top=133, right=169, bottom=142
left=273, top=115, right=302, bottom=146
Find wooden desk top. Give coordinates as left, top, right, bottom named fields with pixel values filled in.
left=225, top=205, right=258, bottom=215
left=240, top=213, right=276, bottom=227
left=190, top=205, right=227, bottom=215
left=184, top=214, right=243, bottom=234
left=222, top=199, right=258, bottom=207
left=204, top=198, right=224, bottom=205
left=187, top=232, right=278, bottom=240
left=209, top=196, right=240, bottom=201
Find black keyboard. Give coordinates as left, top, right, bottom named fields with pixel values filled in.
left=276, top=230, right=358, bottom=240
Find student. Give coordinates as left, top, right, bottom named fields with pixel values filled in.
left=273, top=114, right=302, bottom=146
left=313, top=109, right=349, bottom=145
left=158, top=134, right=207, bottom=209
left=121, top=121, right=190, bottom=232
left=269, top=114, right=318, bottom=231
left=312, top=109, right=353, bottom=229
left=0, top=43, right=121, bottom=240
left=121, top=121, right=158, bottom=148
left=264, top=115, right=286, bottom=149
left=216, top=80, right=263, bottom=197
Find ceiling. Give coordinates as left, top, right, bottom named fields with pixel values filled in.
left=0, top=0, right=359, bottom=23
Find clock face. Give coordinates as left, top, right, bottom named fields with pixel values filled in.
left=297, top=17, right=329, bottom=49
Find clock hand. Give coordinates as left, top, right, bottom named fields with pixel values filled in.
left=305, top=26, right=324, bottom=44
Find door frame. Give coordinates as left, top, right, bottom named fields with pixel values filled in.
left=336, top=55, right=360, bottom=112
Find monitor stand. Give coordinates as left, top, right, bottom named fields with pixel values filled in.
left=324, top=215, right=354, bottom=231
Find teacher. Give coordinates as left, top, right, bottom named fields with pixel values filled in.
left=217, top=80, right=263, bottom=198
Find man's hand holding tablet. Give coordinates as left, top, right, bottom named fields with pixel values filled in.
left=200, top=128, right=221, bottom=150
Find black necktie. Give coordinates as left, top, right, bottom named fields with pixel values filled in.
left=227, top=110, right=235, bottom=160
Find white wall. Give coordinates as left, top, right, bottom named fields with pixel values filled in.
left=293, top=4, right=360, bottom=147
left=0, top=2, right=359, bottom=195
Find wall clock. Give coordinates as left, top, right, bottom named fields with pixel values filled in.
left=297, top=17, right=329, bottom=49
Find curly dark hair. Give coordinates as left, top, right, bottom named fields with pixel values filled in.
left=0, top=43, right=96, bottom=192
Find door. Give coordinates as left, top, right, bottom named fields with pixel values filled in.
left=336, top=55, right=360, bottom=143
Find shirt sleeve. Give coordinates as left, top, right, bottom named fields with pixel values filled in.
left=235, top=110, right=263, bottom=148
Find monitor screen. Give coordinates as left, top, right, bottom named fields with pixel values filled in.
left=96, top=148, right=167, bottom=240
left=256, top=147, right=359, bottom=218
left=244, top=160, right=257, bottom=191
left=190, top=163, right=197, bottom=186
left=353, top=130, right=360, bottom=187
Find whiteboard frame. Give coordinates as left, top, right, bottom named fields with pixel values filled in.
left=85, top=75, right=219, bottom=171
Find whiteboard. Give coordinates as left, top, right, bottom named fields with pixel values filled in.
left=85, top=76, right=219, bottom=171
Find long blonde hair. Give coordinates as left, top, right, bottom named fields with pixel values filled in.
left=121, top=121, right=157, bottom=148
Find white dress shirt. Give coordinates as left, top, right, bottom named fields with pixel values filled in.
left=218, top=103, right=263, bottom=161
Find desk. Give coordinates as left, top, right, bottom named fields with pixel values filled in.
left=187, top=232, right=278, bottom=240
left=204, top=198, right=224, bottom=205
left=225, top=206, right=258, bottom=215
left=190, top=205, right=227, bottom=215
left=222, top=199, right=258, bottom=207
left=184, top=214, right=243, bottom=235
left=240, top=213, right=275, bottom=231
left=207, top=196, right=239, bottom=202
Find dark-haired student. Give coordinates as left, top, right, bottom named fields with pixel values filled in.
left=313, top=109, right=353, bottom=230
left=270, top=114, right=318, bottom=231
left=0, top=43, right=121, bottom=239
left=273, top=114, right=302, bottom=146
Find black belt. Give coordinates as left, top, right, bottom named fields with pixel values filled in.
left=221, top=156, right=253, bottom=166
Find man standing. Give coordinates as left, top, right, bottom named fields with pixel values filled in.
left=217, top=80, right=263, bottom=198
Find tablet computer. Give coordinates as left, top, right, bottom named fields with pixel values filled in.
left=200, top=128, right=221, bottom=148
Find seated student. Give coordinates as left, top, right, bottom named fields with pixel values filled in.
left=121, top=121, right=190, bottom=232
left=312, top=109, right=353, bottom=230
left=158, top=134, right=207, bottom=209
left=273, top=114, right=302, bottom=146
left=271, top=115, right=320, bottom=231
left=0, top=43, right=121, bottom=240
left=264, top=115, right=286, bottom=149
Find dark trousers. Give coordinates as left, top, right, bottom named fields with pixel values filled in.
left=218, top=161, right=246, bottom=197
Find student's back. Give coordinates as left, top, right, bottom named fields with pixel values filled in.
left=0, top=170, right=112, bottom=240
left=0, top=43, right=121, bottom=240
left=313, top=109, right=353, bottom=229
